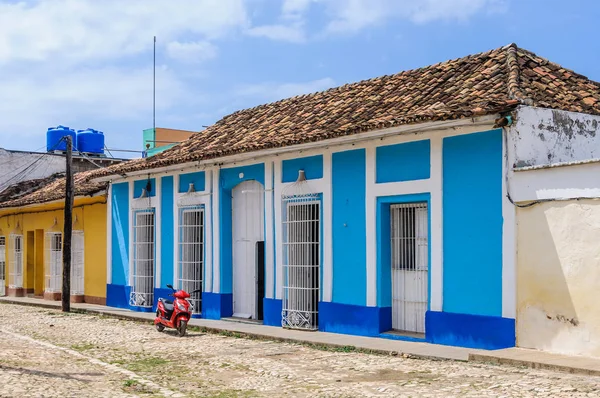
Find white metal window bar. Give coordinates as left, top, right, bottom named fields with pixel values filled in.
left=0, top=236, right=5, bottom=296
left=281, top=194, right=321, bottom=331
left=71, top=231, right=85, bottom=295
left=391, top=203, right=428, bottom=333
left=9, top=234, right=23, bottom=289
left=130, top=209, right=155, bottom=308
left=45, top=232, right=63, bottom=293
left=178, top=206, right=204, bottom=314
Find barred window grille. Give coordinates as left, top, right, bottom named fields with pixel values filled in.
left=71, top=231, right=85, bottom=295
left=0, top=236, right=5, bottom=296
left=45, top=232, right=62, bottom=293
left=9, top=234, right=23, bottom=289
left=178, top=206, right=204, bottom=314
left=282, top=194, right=321, bottom=331
left=130, top=209, right=155, bottom=308
left=391, top=203, right=428, bottom=333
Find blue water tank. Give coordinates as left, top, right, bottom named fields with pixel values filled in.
left=77, top=128, right=105, bottom=155
left=46, top=126, right=77, bottom=152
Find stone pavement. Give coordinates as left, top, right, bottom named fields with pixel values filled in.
left=2, top=302, right=600, bottom=398
left=2, top=296, right=600, bottom=377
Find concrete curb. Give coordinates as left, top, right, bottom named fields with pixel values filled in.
left=469, top=353, right=600, bottom=377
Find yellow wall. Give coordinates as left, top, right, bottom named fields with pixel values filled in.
left=517, top=200, right=600, bottom=357
left=0, top=197, right=107, bottom=300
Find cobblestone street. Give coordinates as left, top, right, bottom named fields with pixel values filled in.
left=1, top=303, right=599, bottom=397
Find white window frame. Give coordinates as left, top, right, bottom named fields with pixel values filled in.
left=45, top=232, right=63, bottom=293
left=281, top=196, right=321, bottom=331
left=71, top=231, right=85, bottom=295
left=130, top=208, right=155, bottom=308
left=390, top=202, right=429, bottom=333
left=9, top=234, right=23, bottom=289
left=177, top=206, right=204, bottom=314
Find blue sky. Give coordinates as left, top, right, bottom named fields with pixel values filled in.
left=0, top=0, right=598, bottom=157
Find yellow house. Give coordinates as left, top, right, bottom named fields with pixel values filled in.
left=0, top=170, right=108, bottom=304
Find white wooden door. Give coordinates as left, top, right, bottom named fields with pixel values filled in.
left=391, top=203, right=428, bottom=333
left=232, top=180, right=264, bottom=319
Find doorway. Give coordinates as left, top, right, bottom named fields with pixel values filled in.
left=231, top=180, right=264, bottom=320
left=390, top=203, right=429, bottom=334
left=26, top=231, right=34, bottom=295
left=34, top=229, right=44, bottom=296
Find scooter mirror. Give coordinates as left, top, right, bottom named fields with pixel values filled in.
left=166, top=284, right=174, bottom=290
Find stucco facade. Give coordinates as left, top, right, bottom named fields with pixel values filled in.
left=0, top=196, right=107, bottom=304
left=105, top=116, right=517, bottom=350
left=510, top=106, right=600, bottom=358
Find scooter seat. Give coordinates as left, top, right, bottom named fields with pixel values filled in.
left=159, top=298, right=174, bottom=311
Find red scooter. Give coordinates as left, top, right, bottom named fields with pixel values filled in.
left=154, top=284, right=201, bottom=337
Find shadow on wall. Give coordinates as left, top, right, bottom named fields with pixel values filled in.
left=517, top=200, right=600, bottom=357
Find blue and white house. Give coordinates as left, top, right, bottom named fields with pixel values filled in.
left=95, top=44, right=600, bottom=350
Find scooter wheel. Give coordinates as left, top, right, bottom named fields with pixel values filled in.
left=177, top=320, right=187, bottom=337
left=156, top=323, right=165, bottom=332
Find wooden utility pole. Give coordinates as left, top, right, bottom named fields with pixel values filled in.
left=62, top=135, right=74, bottom=312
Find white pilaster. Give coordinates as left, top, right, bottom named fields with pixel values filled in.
left=322, top=151, right=333, bottom=302
left=155, top=177, right=162, bottom=288
left=173, top=173, right=179, bottom=289
left=106, top=183, right=112, bottom=285
left=204, top=170, right=213, bottom=293
left=128, top=181, right=134, bottom=286
left=212, top=168, right=221, bottom=293
left=429, top=135, right=444, bottom=312
left=502, top=130, right=517, bottom=319
left=264, top=162, right=275, bottom=299
left=365, top=146, right=377, bottom=307
left=274, top=160, right=283, bottom=299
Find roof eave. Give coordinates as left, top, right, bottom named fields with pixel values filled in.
left=93, top=113, right=502, bottom=183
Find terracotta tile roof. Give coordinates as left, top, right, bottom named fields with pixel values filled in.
left=88, top=44, right=600, bottom=178
left=0, top=173, right=64, bottom=203
left=0, top=169, right=107, bottom=209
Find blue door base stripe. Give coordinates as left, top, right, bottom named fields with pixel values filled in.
left=426, top=311, right=515, bottom=350
left=202, top=293, right=233, bottom=319
left=263, top=298, right=282, bottom=326
left=106, top=285, right=514, bottom=350
left=319, top=302, right=391, bottom=336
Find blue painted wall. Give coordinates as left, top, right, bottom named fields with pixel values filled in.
left=218, top=163, right=265, bottom=294
left=133, top=178, right=156, bottom=198
left=376, top=193, right=431, bottom=310
left=282, top=155, right=323, bottom=183
left=111, top=182, right=129, bottom=286
left=331, top=149, right=366, bottom=306
left=161, top=176, right=174, bottom=288
left=442, top=129, right=503, bottom=317
left=376, top=139, right=430, bottom=183
left=179, top=171, right=205, bottom=193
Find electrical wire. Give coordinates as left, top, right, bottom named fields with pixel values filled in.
left=0, top=137, right=66, bottom=192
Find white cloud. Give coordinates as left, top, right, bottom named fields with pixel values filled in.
left=235, top=77, right=336, bottom=102
left=166, top=41, right=218, bottom=64
left=246, top=24, right=306, bottom=43
left=0, top=0, right=248, bottom=65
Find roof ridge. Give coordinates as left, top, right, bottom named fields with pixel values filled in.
left=505, top=43, right=533, bottom=105
left=226, top=44, right=509, bottom=119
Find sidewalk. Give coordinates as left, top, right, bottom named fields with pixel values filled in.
left=2, top=296, right=600, bottom=376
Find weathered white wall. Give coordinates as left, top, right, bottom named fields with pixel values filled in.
left=509, top=106, right=600, bottom=169
left=517, top=200, right=600, bottom=357
left=0, top=149, right=65, bottom=190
